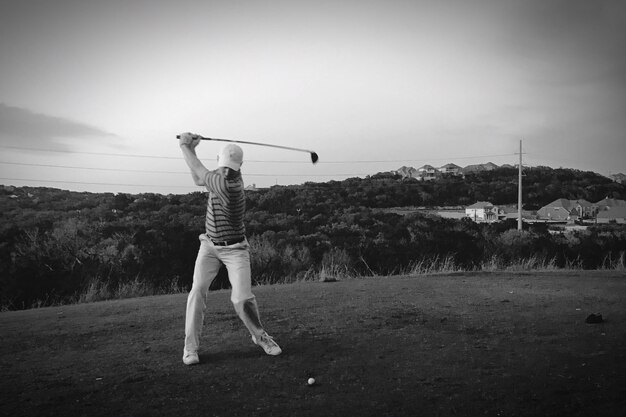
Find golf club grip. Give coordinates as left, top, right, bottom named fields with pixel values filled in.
left=176, top=135, right=210, bottom=140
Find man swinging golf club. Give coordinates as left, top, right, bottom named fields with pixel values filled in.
left=179, top=132, right=282, bottom=365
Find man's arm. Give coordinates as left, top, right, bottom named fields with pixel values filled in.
left=179, top=133, right=210, bottom=186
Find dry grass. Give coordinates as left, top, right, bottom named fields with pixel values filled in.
left=76, top=276, right=185, bottom=304
left=6, top=253, right=626, bottom=311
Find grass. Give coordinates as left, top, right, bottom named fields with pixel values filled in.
left=1, top=271, right=625, bottom=417
left=405, top=255, right=465, bottom=274
left=601, top=251, right=625, bottom=270
left=5, top=255, right=626, bottom=311
left=76, top=276, right=186, bottom=304
left=479, top=255, right=561, bottom=272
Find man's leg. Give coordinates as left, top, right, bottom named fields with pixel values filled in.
left=184, top=235, right=221, bottom=363
left=220, top=244, right=263, bottom=336
left=220, top=242, right=281, bottom=355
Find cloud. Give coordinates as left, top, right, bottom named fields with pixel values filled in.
left=0, top=103, right=120, bottom=151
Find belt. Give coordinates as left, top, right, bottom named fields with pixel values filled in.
left=210, top=236, right=245, bottom=246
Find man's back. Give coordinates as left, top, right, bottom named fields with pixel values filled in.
left=204, top=167, right=245, bottom=242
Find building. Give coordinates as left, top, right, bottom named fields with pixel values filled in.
left=438, top=163, right=462, bottom=176
left=462, top=162, right=499, bottom=175
left=395, top=166, right=419, bottom=179
left=465, top=201, right=501, bottom=222
left=536, top=198, right=597, bottom=222
left=571, top=199, right=595, bottom=218
left=609, top=173, right=626, bottom=184
left=594, top=198, right=626, bottom=223
left=499, top=205, right=528, bottom=221
left=595, top=197, right=626, bottom=211
left=537, top=199, right=576, bottom=222
left=416, top=165, right=438, bottom=181
left=596, top=206, right=626, bottom=224
left=537, top=197, right=626, bottom=223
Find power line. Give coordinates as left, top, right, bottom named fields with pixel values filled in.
left=0, top=161, right=361, bottom=177
left=1, top=144, right=522, bottom=190
left=0, top=145, right=516, bottom=165
left=0, top=175, right=365, bottom=189
left=3, top=167, right=547, bottom=191
left=0, top=145, right=179, bottom=160
left=0, top=161, right=186, bottom=174
left=0, top=145, right=311, bottom=163
left=315, top=153, right=516, bottom=164
left=0, top=175, right=515, bottom=191
left=0, top=177, right=192, bottom=188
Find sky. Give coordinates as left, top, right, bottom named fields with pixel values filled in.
left=1, top=0, right=625, bottom=194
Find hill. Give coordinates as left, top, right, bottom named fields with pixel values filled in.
left=1, top=272, right=625, bottom=417
left=2, top=166, right=626, bottom=310
left=392, top=163, right=626, bottom=185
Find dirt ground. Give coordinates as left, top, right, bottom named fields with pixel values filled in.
left=1, top=271, right=625, bottom=417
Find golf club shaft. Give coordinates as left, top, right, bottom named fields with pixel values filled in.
left=176, top=134, right=319, bottom=163
left=212, top=136, right=316, bottom=154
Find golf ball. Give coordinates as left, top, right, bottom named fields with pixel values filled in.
left=307, top=377, right=315, bottom=385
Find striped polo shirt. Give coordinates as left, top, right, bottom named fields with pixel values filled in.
left=203, top=167, right=245, bottom=242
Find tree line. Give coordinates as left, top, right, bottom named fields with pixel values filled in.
left=1, top=166, right=625, bottom=310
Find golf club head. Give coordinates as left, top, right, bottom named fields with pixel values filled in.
left=311, top=152, right=319, bottom=164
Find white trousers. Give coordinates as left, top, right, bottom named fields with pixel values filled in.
left=184, top=234, right=264, bottom=355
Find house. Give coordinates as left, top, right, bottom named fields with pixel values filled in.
left=571, top=199, right=595, bottom=218
left=462, top=162, right=499, bottom=175
left=438, top=163, right=462, bottom=176
left=609, top=173, right=626, bottom=184
left=595, top=197, right=626, bottom=211
left=465, top=201, right=500, bottom=222
left=417, top=165, right=438, bottom=181
left=537, top=199, right=578, bottom=222
left=395, top=166, right=419, bottom=179
left=537, top=197, right=626, bottom=223
left=596, top=206, right=626, bottom=224
left=499, top=205, right=529, bottom=221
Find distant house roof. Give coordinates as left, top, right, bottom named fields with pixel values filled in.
left=538, top=206, right=576, bottom=221
left=609, top=173, right=626, bottom=183
left=537, top=199, right=577, bottom=220
left=500, top=205, right=519, bottom=214
left=597, top=206, right=626, bottom=220
left=466, top=201, right=494, bottom=209
left=418, top=164, right=436, bottom=171
left=596, top=198, right=626, bottom=209
left=462, top=164, right=485, bottom=173
left=395, top=166, right=418, bottom=178
left=544, top=198, right=573, bottom=209
left=439, top=163, right=461, bottom=169
left=540, top=198, right=592, bottom=209
left=245, top=184, right=261, bottom=192
left=462, top=162, right=499, bottom=174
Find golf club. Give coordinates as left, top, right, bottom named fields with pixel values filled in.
left=176, top=135, right=319, bottom=164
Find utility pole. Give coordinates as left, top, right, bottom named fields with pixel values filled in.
left=517, top=140, right=523, bottom=231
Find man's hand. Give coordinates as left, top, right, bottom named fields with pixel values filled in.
left=178, top=132, right=201, bottom=149
left=179, top=133, right=210, bottom=186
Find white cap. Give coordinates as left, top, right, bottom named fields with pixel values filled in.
left=217, top=144, right=244, bottom=170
